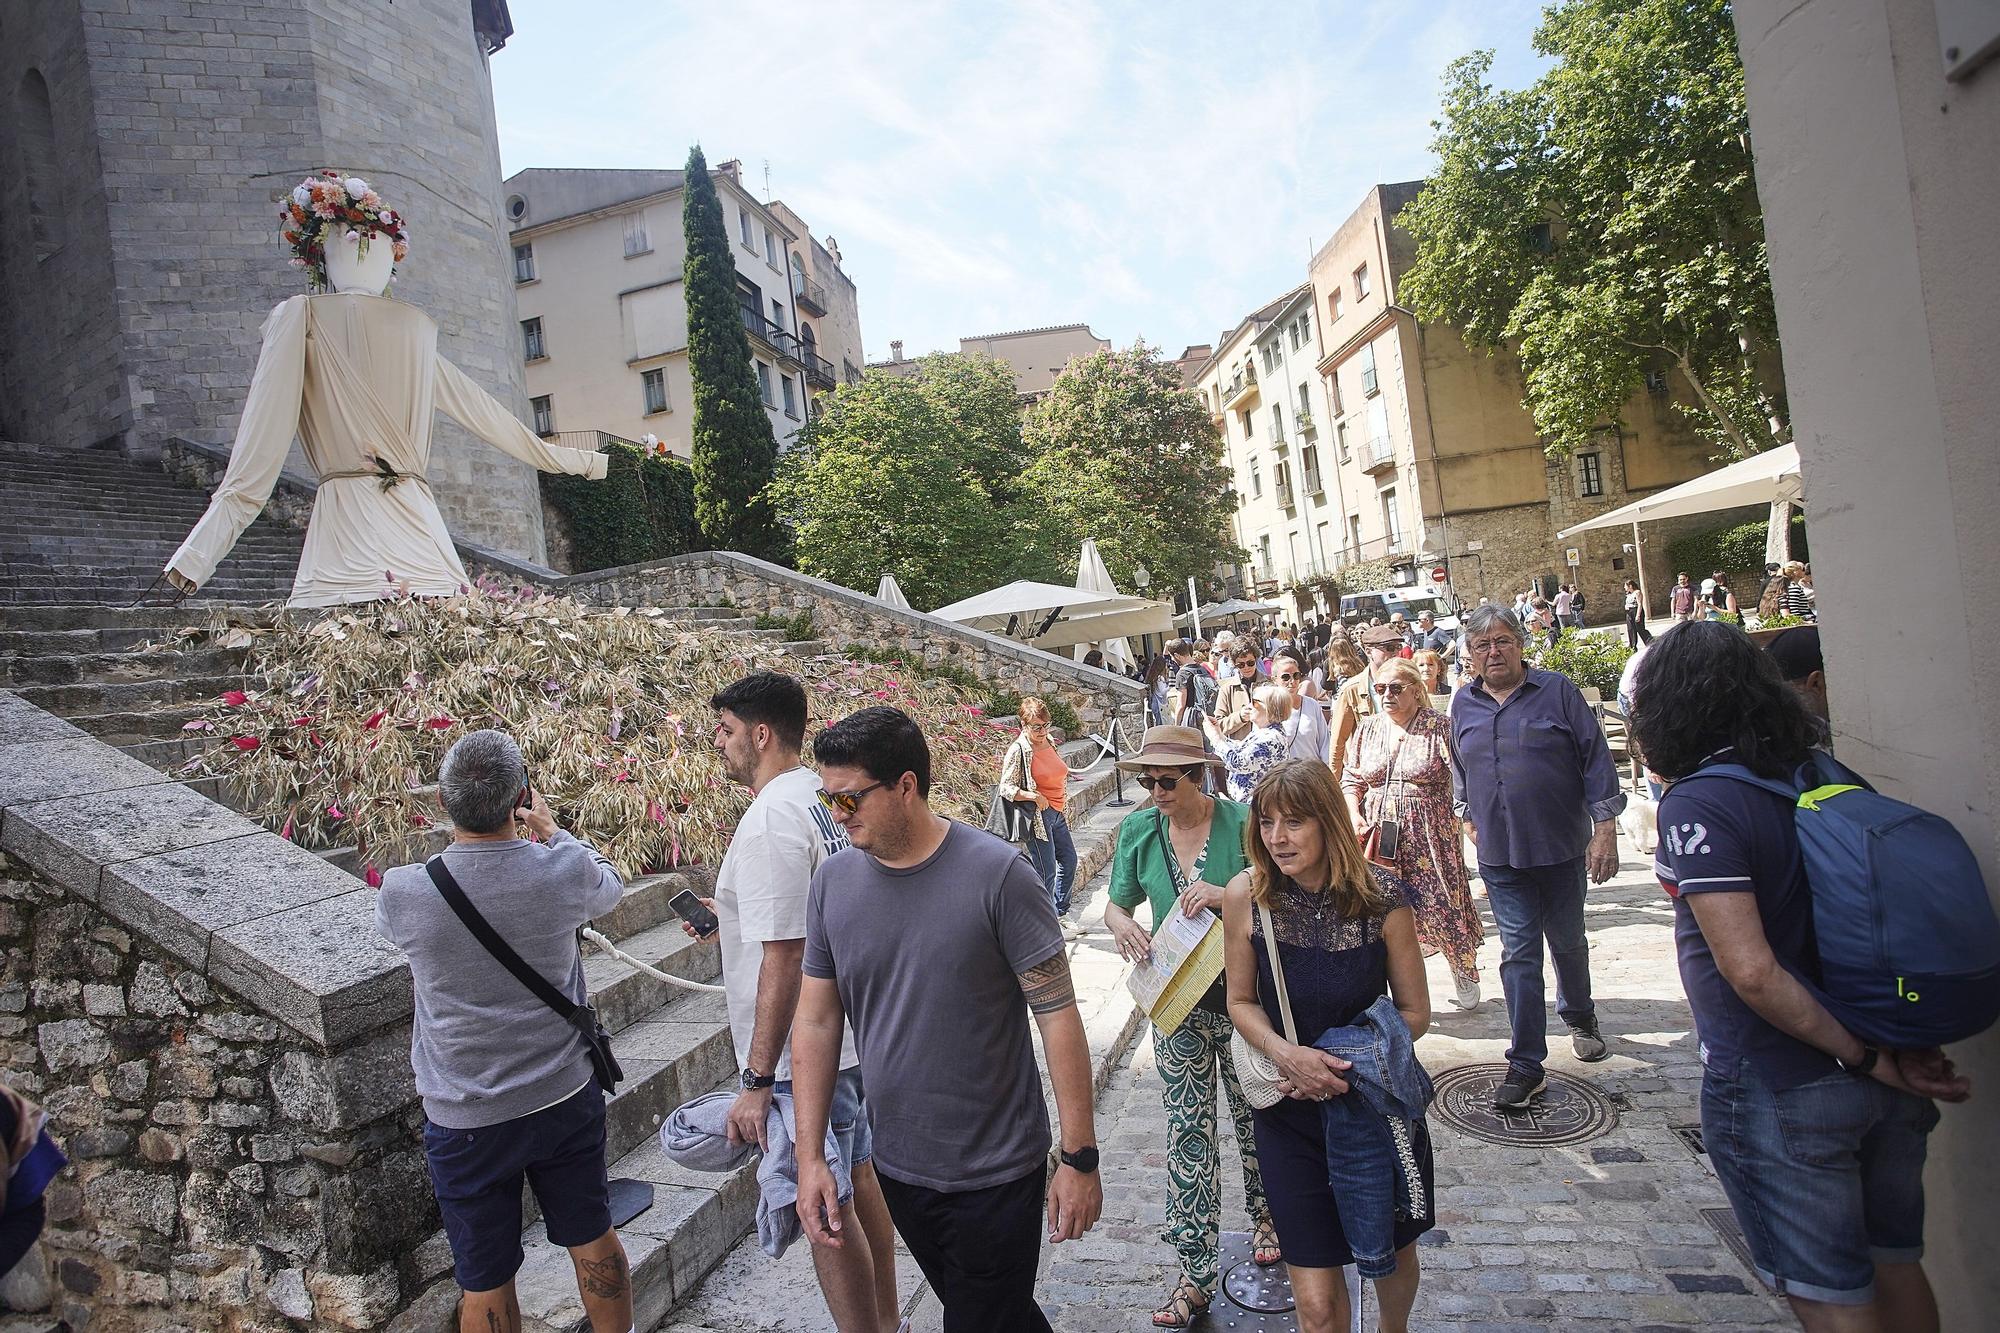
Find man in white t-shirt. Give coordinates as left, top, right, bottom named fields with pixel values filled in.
left=704, top=672, right=899, bottom=1332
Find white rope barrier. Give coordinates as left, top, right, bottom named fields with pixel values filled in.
left=581, top=926, right=727, bottom=994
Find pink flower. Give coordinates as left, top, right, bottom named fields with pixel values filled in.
left=220, top=689, right=249, bottom=706
left=327, top=804, right=345, bottom=820
left=363, top=709, right=387, bottom=729
left=364, top=865, right=384, bottom=889
left=424, top=716, right=456, bottom=730
left=230, top=736, right=260, bottom=751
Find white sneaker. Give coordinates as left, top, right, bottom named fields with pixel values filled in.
left=1060, top=919, right=1084, bottom=940
left=1450, top=974, right=1481, bottom=1010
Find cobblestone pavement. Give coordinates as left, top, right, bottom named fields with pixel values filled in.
left=670, top=837, right=1797, bottom=1332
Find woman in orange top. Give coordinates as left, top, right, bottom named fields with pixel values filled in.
left=1000, top=696, right=1080, bottom=917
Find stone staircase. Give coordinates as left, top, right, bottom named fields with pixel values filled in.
left=0, top=443, right=1142, bottom=1331
left=0, top=441, right=306, bottom=605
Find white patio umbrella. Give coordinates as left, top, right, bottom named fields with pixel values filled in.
left=930, top=579, right=1174, bottom=652
left=875, top=572, right=911, bottom=611
left=1071, top=539, right=1135, bottom=672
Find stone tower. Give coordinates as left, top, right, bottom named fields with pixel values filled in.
left=0, top=0, right=555, bottom=563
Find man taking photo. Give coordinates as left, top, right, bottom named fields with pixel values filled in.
left=792, top=706, right=1101, bottom=1333
left=374, top=730, right=632, bottom=1333
left=702, top=671, right=900, bottom=1333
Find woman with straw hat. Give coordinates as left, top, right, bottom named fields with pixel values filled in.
left=1103, top=724, right=1280, bottom=1326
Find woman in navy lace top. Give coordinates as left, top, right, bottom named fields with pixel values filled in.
left=1222, top=759, right=1435, bottom=1333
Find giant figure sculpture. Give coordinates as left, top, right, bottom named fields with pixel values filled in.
left=166, top=172, right=605, bottom=605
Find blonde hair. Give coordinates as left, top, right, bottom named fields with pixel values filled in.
left=1017, top=696, right=1050, bottom=725
left=1327, top=638, right=1365, bottom=677
left=1244, top=760, right=1393, bottom=915
left=1376, top=657, right=1432, bottom=709
left=1781, top=560, right=1808, bottom=579
left=1251, top=682, right=1293, bottom=725
left=1410, top=650, right=1445, bottom=693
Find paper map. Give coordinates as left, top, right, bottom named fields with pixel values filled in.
left=1126, top=906, right=1226, bottom=1035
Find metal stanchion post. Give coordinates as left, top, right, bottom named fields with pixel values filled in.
left=1105, top=701, right=1133, bottom=807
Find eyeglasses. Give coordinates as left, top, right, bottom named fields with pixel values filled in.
left=1276, top=671, right=1300, bottom=682
left=1024, top=720, right=1050, bottom=730
left=1467, top=638, right=1521, bottom=656
left=816, top=781, right=886, bottom=816
left=1374, top=682, right=1409, bottom=696
left=1135, top=772, right=1196, bottom=792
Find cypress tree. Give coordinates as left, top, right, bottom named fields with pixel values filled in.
left=681, top=144, right=787, bottom=560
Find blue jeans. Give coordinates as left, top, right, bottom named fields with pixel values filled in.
left=775, top=1066, right=873, bottom=1168
left=1027, top=809, right=1078, bottom=914
left=1479, top=856, right=1595, bottom=1082
left=1701, top=1057, right=1939, bottom=1304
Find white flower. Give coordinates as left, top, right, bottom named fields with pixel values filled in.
left=345, top=229, right=360, bottom=242
left=292, top=183, right=311, bottom=205
left=344, top=176, right=370, bottom=199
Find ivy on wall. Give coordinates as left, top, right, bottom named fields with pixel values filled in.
left=1332, top=558, right=1401, bottom=597
left=1666, top=514, right=1808, bottom=579
left=540, top=443, right=701, bottom=573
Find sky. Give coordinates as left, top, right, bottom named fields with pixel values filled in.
left=490, top=0, right=1552, bottom=365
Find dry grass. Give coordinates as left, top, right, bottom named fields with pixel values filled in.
left=175, top=587, right=1018, bottom=880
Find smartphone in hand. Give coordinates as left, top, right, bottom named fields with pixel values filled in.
left=669, top=889, right=719, bottom=940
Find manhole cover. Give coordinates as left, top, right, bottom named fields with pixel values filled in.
left=1671, top=1123, right=1707, bottom=1158
left=1222, top=1259, right=1295, bottom=1315
left=1429, top=1062, right=1618, bottom=1146
left=1701, top=1206, right=1758, bottom=1276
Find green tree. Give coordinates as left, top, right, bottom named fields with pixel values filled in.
left=1397, top=0, right=1787, bottom=462
left=768, top=354, right=1025, bottom=609
left=1019, top=343, right=1238, bottom=595
left=681, top=145, right=787, bottom=560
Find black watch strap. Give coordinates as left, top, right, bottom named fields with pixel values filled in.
left=1059, top=1145, right=1099, bottom=1173
left=1837, top=1046, right=1878, bottom=1076
left=741, top=1068, right=777, bottom=1090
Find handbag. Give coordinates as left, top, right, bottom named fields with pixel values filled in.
left=425, top=856, right=624, bottom=1093
left=984, top=737, right=1039, bottom=843
left=1230, top=900, right=1298, bottom=1110
left=1360, top=731, right=1407, bottom=871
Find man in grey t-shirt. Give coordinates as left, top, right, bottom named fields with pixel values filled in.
left=792, top=707, right=1101, bottom=1333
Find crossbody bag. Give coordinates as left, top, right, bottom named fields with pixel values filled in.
left=1229, top=900, right=1297, bottom=1110
left=424, top=856, right=623, bottom=1094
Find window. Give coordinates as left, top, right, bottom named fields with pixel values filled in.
left=1249, top=457, right=1262, bottom=498
left=1258, top=534, right=1274, bottom=576
left=737, top=277, right=763, bottom=330
left=739, top=208, right=752, bottom=246
left=1297, top=383, right=1311, bottom=418
left=1328, top=287, right=1343, bottom=322
left=781, top=374, right=798, bottom=418
left=1382, top=487, right=1404, bottom=548
left=520, top=317, right=546, bottom=361
left=1288, top=320, right=1301, bottom=351
left=1354, top=263, right=1371, bottom=298
left=1526, top=222, right=1554, bottom=253
left=1367, top=397, right=1391, bottom=457
left=1270, top=405, right=1284, bottom=441
left=18, top=70, right=65, bottom=259
left=1239, top=409, right=1253, bottom=441
left=756, top=361, right=773, bottom=405
left=1336, top=420, right=1351, bottom=463
left=512, top=243, right=536, bottom=283
left=1578, top=450, right=1604, bottom=497
left=530, top=395, right=553, bottom=435
left=1302, top=445, right=1321, bottom=491
left=1348, top=514, right=1362, bottom=554
left=1262, top=343, right=1278, bottom=375
left=771, top=298, right=785, bottom=329
left=1299, top=309, right=1311, bottom=344
left=1359, top=341, right=1379, bottom=395
left=642, top=368, right=668, bottom=415
left=623, top=212, right=650, bottom=257
left=1328, top=368, right=1344, bottom=415
left=764, top=227, right=778, bottom=267
left=1274, top=460, right=1291, bottom=502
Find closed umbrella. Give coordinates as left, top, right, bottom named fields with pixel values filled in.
left=875, top=573, right=911, bottom=611
left=1072, top=539, right=1135, bottom=672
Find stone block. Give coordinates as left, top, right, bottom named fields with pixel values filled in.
left=83, top=1169, right=179, bottom=1236
left=0, top=737, right=172, bottom=825
left=305, top=1266, right=401, bottom=1330
left=208, top=889, right=411, bottom=1048
left=0, top=693, right=85, bottom=747
left=97, top=830, right=352, bottom=974
left=2, top=781, right=260, bottom=906
left=266, top=1268, right=311, bottom=1320
left=36, top=1018, right=109, bottom=1072
left=267, top=1021, right=416, bottom=1133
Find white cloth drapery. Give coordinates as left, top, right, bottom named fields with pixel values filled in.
left=166, top=292, right=607, bottom=606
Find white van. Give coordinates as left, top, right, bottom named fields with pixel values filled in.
left=1337, top=588, right=1460, bottom=630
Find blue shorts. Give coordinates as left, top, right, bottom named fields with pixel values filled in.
left=422, top=1084, right=613, bottom=1292
left=777, top=1066, right=873, bottom=1169
left=1701, top=1057, right=1939, bottom=1305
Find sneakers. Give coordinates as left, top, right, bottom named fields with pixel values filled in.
left=1493, top=1073, right=1546, bottom=1110
left=1450, top=974, right=1481, bottom=1010
left=1570, top=1017, right=1610, bottom=1062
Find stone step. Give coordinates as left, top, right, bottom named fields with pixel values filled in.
left=65, top=701, right=213, bottom=746
left=0, top=603, right=276, bottom=631
left=584, top=920, right=724, bottom=1036
left=8, top=671, right=245, bottom=715
left=0, top=644, right=241, bottom=685
left=0, top=626, right=172, bottom=655
left=0, top=584, right=289, bottom=606
left=592, top=867, right=716, bottom=946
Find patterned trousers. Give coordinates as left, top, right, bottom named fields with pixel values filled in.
left=1156, top=1004, right=1271, bottom=1295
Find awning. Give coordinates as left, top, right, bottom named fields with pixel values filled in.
left=1173, top=596, right=1284, bottom=627
left=930, top=579, right=1174, bottom=652
left=1557, top=443, right=1802, bottom=538
left=1071, top=539, right=1135, bottom=672
left=875, top=573, right=911, bottom=611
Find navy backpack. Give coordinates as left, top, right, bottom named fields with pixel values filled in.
left=1699, top=752, right=2000, bottom=1048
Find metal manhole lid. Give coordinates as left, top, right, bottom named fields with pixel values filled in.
left=1429, top=1062, right=1618, bottom=1146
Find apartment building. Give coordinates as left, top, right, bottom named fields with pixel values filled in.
left=768, top=200, right=866, bottom=396
left=869, top=323, right=1111, bottom=402
left=504, top=163, right=858, bottom=458
left=1303, top=182, right=1715, bottom=616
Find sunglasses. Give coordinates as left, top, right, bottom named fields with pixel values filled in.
left=816, top=780, right=885, bottom=815
left=1374, top=682, right=1409, bottom=696
left=1276, top=671, right=1300, bottom=682
left=1135, top=772, right=1198, bottom=792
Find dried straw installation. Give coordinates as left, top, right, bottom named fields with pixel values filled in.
left=175, top=586, right=1019, bottom=881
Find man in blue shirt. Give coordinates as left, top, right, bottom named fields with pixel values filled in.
left=1450, top=606, right=1626, bottom=1108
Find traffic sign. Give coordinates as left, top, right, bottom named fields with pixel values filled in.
left=1565, top=547, right=1581, bottom=566
left=1431, top=567, right=1448, bottom=583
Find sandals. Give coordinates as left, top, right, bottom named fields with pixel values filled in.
left=1253, top=1217, right=1283, bottom=1266
left=1151, top=1276, right=1211, bottom=1328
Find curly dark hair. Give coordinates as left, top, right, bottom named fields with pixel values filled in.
left=1627, top=621, right=1821, bottom=781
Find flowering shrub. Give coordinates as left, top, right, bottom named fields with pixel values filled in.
left=176, top=591, right=1020, bottom=881
left=278, top=169, right=410, bottom=291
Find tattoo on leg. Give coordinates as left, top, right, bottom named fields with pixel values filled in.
left=578, top=1250, right=629, bottom=1301
left=482, top=1309, right=516, bottom=1333
left=1017, top=952, right=1077, bottom=1015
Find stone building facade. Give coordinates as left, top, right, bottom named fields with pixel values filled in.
left=0, top=0, right=554, bottom=564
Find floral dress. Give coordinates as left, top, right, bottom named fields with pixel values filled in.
left=1341, top=708, right=1484, bottom=980
left=1210, top=723, right=1289, bottom=802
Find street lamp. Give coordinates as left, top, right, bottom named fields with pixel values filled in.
left=1132, top=564, right=1150, bottom=591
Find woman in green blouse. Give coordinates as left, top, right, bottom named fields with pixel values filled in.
left=1105, top=724, right=1279, bottom=1327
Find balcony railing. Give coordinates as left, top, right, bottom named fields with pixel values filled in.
left=803, top=349, right=836, bottom=388
left=1267, top=421, right=1286, bottom=445
left=1222, top=364, right=1260, bottom=410
left=740, top=307, right=805, bottom=365
left=535, top=428, right=646, bottom=453
left=1362, top=435, right=1395, bottom=472
left=1274, top=481, right=1295, bottom=509
left=1295, top=411, right=1316, bottom=434
left=795, top=277, right=829, bottom=317
left=1304, top=466, right=1324, bottom=495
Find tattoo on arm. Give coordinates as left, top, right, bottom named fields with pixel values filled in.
left=577, top=1250, right=629, bottom=1300
left=1017, top=952, right=1077, bottom=1015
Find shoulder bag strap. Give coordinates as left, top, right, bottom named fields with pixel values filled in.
left=425, top=856, right=582, bottom=1024
left=1256, top=900, right=1298, bottom=1045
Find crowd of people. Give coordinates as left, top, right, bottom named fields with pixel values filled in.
left=364, top=585, right=1968, bottom=1333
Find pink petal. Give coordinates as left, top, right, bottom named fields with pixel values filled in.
left=364, top=865, right=384, bottom=888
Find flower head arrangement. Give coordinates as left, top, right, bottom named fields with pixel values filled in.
left=277, top=169, right=410, bottom=291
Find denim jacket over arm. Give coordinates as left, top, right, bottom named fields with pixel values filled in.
left=1308, top=994, right=1436, bottom=1278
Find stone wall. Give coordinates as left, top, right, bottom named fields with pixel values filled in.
left=567, top=551, right=1148, bottom=728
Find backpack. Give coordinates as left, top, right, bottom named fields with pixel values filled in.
left=1697, top=753, right=2000, bottom=1048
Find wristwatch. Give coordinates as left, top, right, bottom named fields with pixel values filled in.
left=1836, top=1046, right=1879, bottom=1076
left=1059, top=1145, right=1099, bottom=1174
left=740, top=1067, right=777, bottom=1090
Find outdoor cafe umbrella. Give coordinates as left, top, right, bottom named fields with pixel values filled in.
left=1071, top=539, right=1135, bottom=672
left=1172, top=596, right=1285, bottom=628
left=930, top=579, right=1173, bottom=652
left=875, top=572, right=912, bottom=611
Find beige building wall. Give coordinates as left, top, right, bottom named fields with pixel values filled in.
left=1735, top=1, right=2000, bottom=1319
left=769, top=200, right=865, bottom=396
left=506, top=165, right=811, bottom=459
left=868, top=324, right=1110, bottom=401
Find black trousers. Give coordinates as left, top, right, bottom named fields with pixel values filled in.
left=876, top=1165, right=1051, bottom=1333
